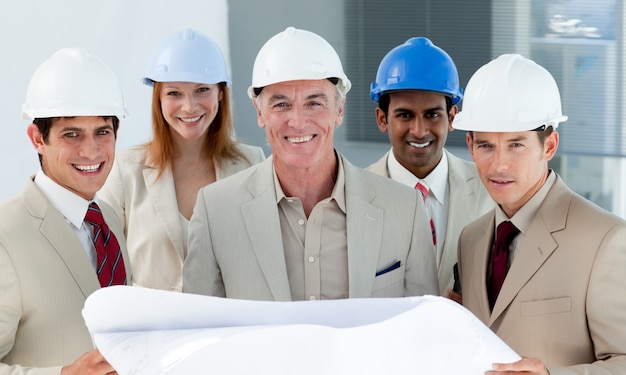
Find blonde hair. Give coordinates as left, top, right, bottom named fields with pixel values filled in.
left=145, top=81, right=248, bottom=179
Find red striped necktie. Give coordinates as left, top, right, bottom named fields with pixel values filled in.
left=415, top=182, right=436, bottom=246
left=84, top=202, right=127, bottom=287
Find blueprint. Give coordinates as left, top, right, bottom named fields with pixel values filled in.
left=83, top=286, right=520, bottom=374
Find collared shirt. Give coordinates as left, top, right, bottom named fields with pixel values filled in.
left=33, top=169, right=99, bottom=269
left=387, top=148, right=449, bottom=266
left=274, top=154, right=348, bottom=301
left=494, top=170, right=557, bottom=267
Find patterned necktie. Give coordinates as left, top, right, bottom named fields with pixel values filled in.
left=84, top=202, right=127, bottom=287
left=415, top=182, right=436, bottom=246
left=488, top=221, right=519, bottom=309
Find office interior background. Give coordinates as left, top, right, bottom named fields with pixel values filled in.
left=1, top=0, right=625, bottom=218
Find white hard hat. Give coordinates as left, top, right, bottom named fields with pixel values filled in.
left=453, top=54, right=567, bottom=132
left=22, top=48, right=128, bottom=120
left=247, top=26, right=351, bottom=98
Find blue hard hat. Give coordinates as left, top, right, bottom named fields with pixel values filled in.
left=142, top=28, right=231, bottom=87
left=370, top=37, right=462, bottom=104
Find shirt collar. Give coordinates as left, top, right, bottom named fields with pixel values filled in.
left=495, top=170, right=557, bottom=233
left=273, top=151, right=346, bottom=213
left=387, top=148, right=448, bottom=205
left=33, top=168, right=93, bottom=229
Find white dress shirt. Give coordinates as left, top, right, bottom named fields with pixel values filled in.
left=387, top=149, right=449, bottom=266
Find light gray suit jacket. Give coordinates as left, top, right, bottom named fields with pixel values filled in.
left=0, top=178, right=132, bottom=374
left=99, top=143, right=264, bottom=291
left=183, top=153, right=439, bottom=300
left=368, top=149, right=493, bottom=295
left=458, top=175, right=626, bottom=374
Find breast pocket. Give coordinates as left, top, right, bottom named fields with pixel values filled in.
left=520, top=296, right=572, bottom=316
left=372, top=260, right=404, bottom=295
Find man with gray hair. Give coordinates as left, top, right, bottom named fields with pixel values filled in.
left=183, top=27, right=438, bottom=301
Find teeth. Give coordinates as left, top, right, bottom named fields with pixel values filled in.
left=409, top=141, right=430, bottom=148
left=75, top=163, right=101, bottom=172
left=287, top=135, right=313, bottom=143
left=180, top=115, right=202, bottom=123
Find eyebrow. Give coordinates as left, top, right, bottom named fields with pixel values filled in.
left=267, top=94, right=289, bottom=103
left=474, top=134, right=529, bottom=144
left=59, top=126, right=84, bottom=133
left=59, top=123, right=114, bottom=133
left=306, top=92, right=329, bottom=101
left=267, top=92, right=329, bottom=103
left=392, top=107, right=415, bottom=114
left=162, top=83, right=206, bottom=90
left=97, top=124, right=115, bottom=131
left=506, top=135, right=528, bottom=142
left=393, top=105, right=445, bottom=113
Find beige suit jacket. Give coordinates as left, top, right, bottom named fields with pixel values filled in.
left=99, top=143, right=264, bottom=291
left=0, top=178, right=132, bottom=374
left=368, top=149, right=493, bottom=295
left=458, top=175, right=626, bottom=374
left=183, top=153, right=439, bottom=300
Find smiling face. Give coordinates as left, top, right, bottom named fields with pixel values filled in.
left=159, top=81, right=222, bottom=143
left=467, top=130, right=558, bottom=217
left=28, top=116, right=117, bottom=200
left=376, top=91, right=456, bottom=178
left=254, top=79, right=344, bottom=171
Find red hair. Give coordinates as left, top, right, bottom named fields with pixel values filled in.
left=144, top=82, right=248, bottom=179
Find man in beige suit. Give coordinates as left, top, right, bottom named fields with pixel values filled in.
left=0, top=48, right=132, bottom=374
left=183, top=27, right=439, bottom=300
left=454, top=54, right=626, bottom=374
left=368, top=37, right=492, bottom=296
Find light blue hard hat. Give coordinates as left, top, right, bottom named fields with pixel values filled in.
left=142, top=28, right=231, bottom=87
left=370, top=37, right=462, bottom=104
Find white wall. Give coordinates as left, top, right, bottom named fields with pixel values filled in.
left=0, top=0, right=229, bottom=201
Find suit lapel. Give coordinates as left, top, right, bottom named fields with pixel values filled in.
left=470, top=216, right=496, bottom=324
left=241, top=159, right=292, bottom=301
left=23, top=180, right=100, bottom=298
left=489, top=176, right=570, bottom=324
left=40, top=215, right=101, bottom=297
left=143, top=165, right=185, bottom=259
left=443, top=153, right=475, bottom=274
left=343, top=158, right=384, bottom=298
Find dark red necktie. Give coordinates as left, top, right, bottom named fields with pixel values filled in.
left=415, top=182, right=436, bottom=246
left=84, top=202, right=127, bottom=287
left=489, top=221, right=519, bottom=309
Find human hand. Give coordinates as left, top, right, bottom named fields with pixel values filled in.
left=61, top=349, right=117, bottom=375
left=486, top=357, right=549, bottom=374
left=446, top=289, right=462, bottom=304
